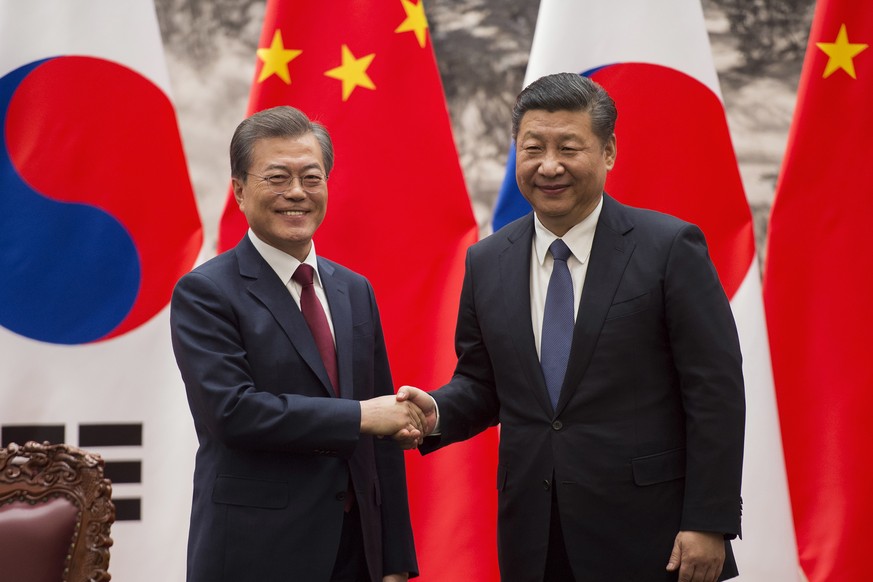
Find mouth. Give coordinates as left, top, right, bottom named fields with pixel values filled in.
left=277, top=210, right=307, bottom=216
left=537, top=183, right=569, bottom=194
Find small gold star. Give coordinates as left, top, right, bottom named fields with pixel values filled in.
left=256, top=30, right=302, bottom=84
left=395, top=0, right=429, bottom=48
left=816, top=23, right=868, bottom=79
left=324, top=44, right=376, bottom=101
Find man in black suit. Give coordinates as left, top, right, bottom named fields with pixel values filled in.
left=171, top=106, right=422, bottom=582
left=399, top=73, right=745, bottom=581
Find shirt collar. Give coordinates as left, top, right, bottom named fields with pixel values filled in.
left=533, top=196, right=603, bottom=266
left=247, top=229, right=320, bottom=286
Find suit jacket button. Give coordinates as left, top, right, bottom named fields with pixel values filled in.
left=552, top=420, right=563, bottom=431
left=335, top=492, right=347, bottom=501
left=543, top=479, right=551, bottom=490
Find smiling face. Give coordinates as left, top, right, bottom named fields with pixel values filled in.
left=232, top=133, right=328, bottom=260
left=515, top=109, right=616, bottom=236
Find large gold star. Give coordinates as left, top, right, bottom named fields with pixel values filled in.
left=395, top=0, right=429, bottom=48
left=256, top=30, right=302, bottom=84
left=324, top=44, right=376, bottom=101
left=816, top=23, right=868, bottom=79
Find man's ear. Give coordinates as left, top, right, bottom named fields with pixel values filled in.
left=605, top=134, right=617, bottom=171
left=231, top=177, right=245, bottom=206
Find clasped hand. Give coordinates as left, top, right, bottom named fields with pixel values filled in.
left=358, top=386, right=438, bottom=449
left=359, top=395, right=426, bottom=448
left=392, top=386, right=437, bottom=449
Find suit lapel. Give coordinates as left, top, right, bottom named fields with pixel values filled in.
left=500, top=216, right=555, bottom=417
left=557, top=195, right=635, bottom=414
left=319, top=259, right=354, bottom=400
left=237, top=237, right=336, bottom=397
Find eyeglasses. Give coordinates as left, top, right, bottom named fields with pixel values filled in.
left=246, top=171, right=327, bottom=194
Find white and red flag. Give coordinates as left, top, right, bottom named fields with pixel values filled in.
left=0, top=1, right=202, bottom=580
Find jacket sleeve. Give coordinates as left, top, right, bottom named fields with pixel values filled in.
left=665, top=225, right=745, bottom=537
left=422, top=248, right=500, bottom=453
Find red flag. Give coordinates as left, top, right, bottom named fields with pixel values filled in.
left=217, top=1, right=495, bottom=579
left=763, top=2, right=873, bottom=580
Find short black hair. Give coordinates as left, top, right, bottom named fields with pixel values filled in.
left=511, top=73, right=617, bottom=145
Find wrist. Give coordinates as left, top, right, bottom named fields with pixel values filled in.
left=359, top=401, right=371, bottom=433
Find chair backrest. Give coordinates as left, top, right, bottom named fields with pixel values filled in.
left=0, top=441, right=115, bottom=582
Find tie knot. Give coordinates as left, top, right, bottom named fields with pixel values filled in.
left=549, top=239, right=572, bottom=263
left=292, top=263, right=315, bottom=286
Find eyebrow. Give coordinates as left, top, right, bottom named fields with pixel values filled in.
left=263, top=162, right=323, bottom=173
left=520, top=130, right=585, bottom=141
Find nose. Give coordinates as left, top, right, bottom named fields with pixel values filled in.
left=281, top=181, right=306, bottom=200
left=538, top=150, right=565, bottom=176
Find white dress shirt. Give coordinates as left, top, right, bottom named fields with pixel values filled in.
left=530, top=196, right=603, bottom=359
left=247, top=229, right=336, bottom=344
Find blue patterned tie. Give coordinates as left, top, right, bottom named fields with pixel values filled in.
left=541, top=239, right=574, bottom=410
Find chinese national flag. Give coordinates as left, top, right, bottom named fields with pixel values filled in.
left=217, top=1, right=495, bottom=580
left=763, top=2, right=873, bottom=580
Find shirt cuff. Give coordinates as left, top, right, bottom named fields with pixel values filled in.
left=431, top=393, right=441, bottom=436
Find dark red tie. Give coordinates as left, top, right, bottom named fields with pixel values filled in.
left=292, top=264, right=339, bottom=396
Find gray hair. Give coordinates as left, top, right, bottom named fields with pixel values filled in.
left=511, top=73, right=617, bottom=146
left=229, top=106, right=334, bottom=180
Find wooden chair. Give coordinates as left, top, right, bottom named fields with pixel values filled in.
left=0, top=441, right=115, bottom=581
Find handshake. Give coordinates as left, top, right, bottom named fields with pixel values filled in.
left=359, top=386, right=436, bottom=449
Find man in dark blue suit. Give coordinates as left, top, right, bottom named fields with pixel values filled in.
left=400, top=73, right=745, bottom=582
left=171, top=106, right=422, bottom=582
